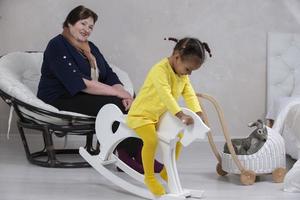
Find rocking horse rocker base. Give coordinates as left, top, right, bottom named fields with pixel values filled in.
left=79, top=104, right=210, bottom=199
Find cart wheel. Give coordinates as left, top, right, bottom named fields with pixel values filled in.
left=272, top=168, right=286, bottom=183
left=240, top=170, right=256, bottom=185
left=216, top=163, right=227, bottom=176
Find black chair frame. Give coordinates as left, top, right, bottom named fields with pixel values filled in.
left=0, top=89, right=98, bottom=168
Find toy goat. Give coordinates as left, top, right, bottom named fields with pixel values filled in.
left=223, top=119, right=268, bottom=155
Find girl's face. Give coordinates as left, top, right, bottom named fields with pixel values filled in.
left=69, top=17, right=94, bottom=42
left=172, top=53, right=202, bottom=76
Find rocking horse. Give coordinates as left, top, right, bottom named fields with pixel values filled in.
left=79, top=104, right=210, bottom=199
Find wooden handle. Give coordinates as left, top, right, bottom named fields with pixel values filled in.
left=196, top=93, right=245, bottom=172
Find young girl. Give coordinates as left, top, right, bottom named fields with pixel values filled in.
left=126, top=37, right=211, bottom=196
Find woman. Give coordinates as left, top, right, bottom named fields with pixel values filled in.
left=37, top=5, right=132, bottom=112
left=37, top=5, right=162, bottom=173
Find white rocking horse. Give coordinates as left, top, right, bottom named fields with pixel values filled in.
left=79, top=104, right=210, bottom=200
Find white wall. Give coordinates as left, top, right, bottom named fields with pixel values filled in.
left=1, top=0, right=300, bottom=138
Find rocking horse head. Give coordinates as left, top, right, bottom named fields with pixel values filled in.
left=157, top=108, right=210, bottom=147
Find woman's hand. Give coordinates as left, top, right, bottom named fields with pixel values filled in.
left=82, top=80, right=133, bottom=102
left=112, top=84, right=134, bottom=110
left=122, top=98, right=134, bottom=111
left=115, top=89, right=132, bottom=99
left=175, top=111, right=194, bottom=125
left=113, top=84, right=132, bottom=99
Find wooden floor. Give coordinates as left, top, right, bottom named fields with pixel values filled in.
left=0, top=134, right=299, bottom=200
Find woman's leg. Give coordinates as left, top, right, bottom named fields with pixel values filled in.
left=51, top=93, right=125, bottom=116
left=116, top=137, right=144, bottom=173
left=52, top=93, right=145, bottom=171
left=52, top=93, right=162, bottom=175
left=134, top=124, right=165, bottom=196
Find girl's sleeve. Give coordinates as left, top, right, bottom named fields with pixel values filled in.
left=46, top=40, right=89, bottom=96
left=150, top=67, right=182, bottom=115
left=182, top=77, right=202, bottom=113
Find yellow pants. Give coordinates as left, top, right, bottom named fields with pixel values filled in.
left=134, top=124, right=183, bottom=196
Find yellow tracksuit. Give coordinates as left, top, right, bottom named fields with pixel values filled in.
left=126, top=58, right=201, bottom=196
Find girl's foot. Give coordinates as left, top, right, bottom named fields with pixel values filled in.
left=144, top=176, right=166, bottom=196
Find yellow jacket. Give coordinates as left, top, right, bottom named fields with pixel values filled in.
left=126, top=58, right=201, bottom=129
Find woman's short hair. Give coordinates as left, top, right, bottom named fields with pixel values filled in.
left=63, top=5, right=98, bottom=28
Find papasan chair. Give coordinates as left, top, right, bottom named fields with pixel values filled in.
left=0, top=51, right=134, bottom=168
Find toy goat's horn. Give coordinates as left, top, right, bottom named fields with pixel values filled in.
left=248, top=122, right=256, bottom=127
left=257, top=119, right=264, bottom=129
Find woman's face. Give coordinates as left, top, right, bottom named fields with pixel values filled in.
left=69, top=17, right=94, bottom=42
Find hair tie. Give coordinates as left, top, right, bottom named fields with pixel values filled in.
left=202, top=42, right=212, bottom=57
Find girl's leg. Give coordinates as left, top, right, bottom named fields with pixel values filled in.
left=160, top=133, right=183, bottom=182
left=134, top=124, right=165, bottom=196
left=134, top=143, right=164, bottom=173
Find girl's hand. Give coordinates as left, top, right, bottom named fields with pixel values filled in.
left=122, top=98, right=133, bottom=111
left=196, top=111, right=210, bottom=126
left=196, top=111, right=204, bottom=121
left=175, top=111, right=194, bottom=125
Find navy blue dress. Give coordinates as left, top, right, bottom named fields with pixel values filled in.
left=37, top=34, right=122, bottom=104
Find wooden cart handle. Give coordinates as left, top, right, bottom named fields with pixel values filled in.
left=196, top=93, right=245, bottom=172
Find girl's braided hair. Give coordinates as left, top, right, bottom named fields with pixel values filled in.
left=165, top=37, right=212, bottom=64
